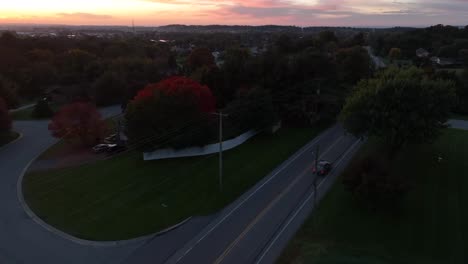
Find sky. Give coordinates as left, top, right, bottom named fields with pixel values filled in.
left=0, top=0, right=467, bottom=27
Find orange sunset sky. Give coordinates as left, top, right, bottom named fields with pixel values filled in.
left=0, top=0, right=467, bottom=27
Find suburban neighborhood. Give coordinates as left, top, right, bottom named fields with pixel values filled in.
left=1, top=1, right=468, bottom=263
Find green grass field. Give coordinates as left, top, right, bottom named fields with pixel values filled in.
left=278, top=129, right=468, bottom=264
left=11, top=103, right=59, bottom=120
left=23, top=127, right=323, bottom=241
left=0, top=131, right=19, bottom=147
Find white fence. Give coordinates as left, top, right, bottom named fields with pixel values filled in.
left=143, top=130, right=258, bottom=161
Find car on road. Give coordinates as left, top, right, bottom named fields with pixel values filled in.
left=92, top=144, right=117, bottom=153
left=312, top=160, right=332, bottom=176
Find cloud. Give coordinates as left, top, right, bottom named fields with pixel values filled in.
left=56, top=12, right=112, bottom=19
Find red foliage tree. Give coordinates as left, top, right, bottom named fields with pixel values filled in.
left=133, top=76, right=216, bottom=112
left=48, top=102, right=108, bottom=146
left=0, top=97, right=12, bottom=132
left=126, top=76, right=216, bottom=150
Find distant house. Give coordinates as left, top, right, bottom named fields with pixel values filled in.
left=211, top=51, right=224, bottom=67
left=416, top=48, right=430, bottom=58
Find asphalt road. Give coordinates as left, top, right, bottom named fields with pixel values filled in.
left=164, top=125, right=362, bottom=264
left=448, top=119, right=468, bottom=131
left=0, top=106, right=147, bottom=264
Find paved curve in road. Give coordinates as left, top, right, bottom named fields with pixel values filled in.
left=124, top=125, right=362, bottom=264
left=0, top=106, right=148, bottom=264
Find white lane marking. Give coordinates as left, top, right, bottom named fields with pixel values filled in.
left=174, top=126, right=341, bottom=262
left=255, top=139, right=362, bottom=264
left=213, top=135, right=347, bottom=264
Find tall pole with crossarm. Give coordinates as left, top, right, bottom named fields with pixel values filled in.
left=213, top=111, right=229, bottom=192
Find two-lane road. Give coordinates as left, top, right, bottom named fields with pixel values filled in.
left=165, top=125, right=362, bottom=264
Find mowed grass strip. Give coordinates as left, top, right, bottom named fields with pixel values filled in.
left=23, top=127, right=322, bottom=241
left=278, top=129, right=468, bottom=264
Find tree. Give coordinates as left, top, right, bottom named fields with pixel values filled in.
left=32, top=99, right=53, bottom=119
left=336, top=46, right=372, bottom=84
left=0, top=75, right=19, bottom=109
left=0, top=97, right=12, bottom=132
left=388, top=48, right=402, bottom=63
left=225, top=87, right=277, bottom=133
left=187, top=47, right=215, bottom=71
left=93, top=71, right=127, bottom=106
left=125, top=76, right=216, bottom=150
left=340, top=67, right=456, bottom=157
left=48, top=102, right=108, bottom=146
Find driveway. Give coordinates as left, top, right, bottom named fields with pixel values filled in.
left=0, top=106, right=148, bottom=264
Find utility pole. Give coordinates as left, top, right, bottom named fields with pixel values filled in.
left=213, top=111, right=229, bottom=192
left=313, top=145, right=319, bottom=209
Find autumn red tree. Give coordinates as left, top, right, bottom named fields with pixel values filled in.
left=48, top=102, right=108, bottom=146
left=126, top=76, right=216, bottom=150
left=0, top=97, right=12, bottom=132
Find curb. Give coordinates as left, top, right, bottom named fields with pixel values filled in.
left=16, top=146, right=193, bottom=247
left=0, top=132, right=23, bottom=149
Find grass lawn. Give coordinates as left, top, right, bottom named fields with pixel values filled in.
left=0, top=131, right=20, bottom=147
left=11, top=103, right=59, bottom=120
left=278, top=129, right=468, bottom=264
left=11, top=106, right=36, bottom=120
left=23, top=127, right=323, bottom=241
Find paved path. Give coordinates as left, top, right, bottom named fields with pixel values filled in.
left=448, top=119, right=468, bottom=131
left=8, top=104, right=35, bottom=114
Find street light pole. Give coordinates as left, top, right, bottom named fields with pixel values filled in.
left=213, top=111, right=229, bottom=192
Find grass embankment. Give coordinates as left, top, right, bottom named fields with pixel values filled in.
left=0, top=131, right=20, bottom=147
left=278, top=129, right=468, bottom=264
left=11, top=103, right=59, bottom=120
left=23, top=127, right=323, bottom=241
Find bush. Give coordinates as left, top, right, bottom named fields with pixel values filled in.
left=0, top=97, right=12, bottom=132
left=343, top=153, right=409, bottom=210
left=48, top=102, right=108, bottom=146
left=32, top=99, right=53, bottom=118
left=125, top=76, right=216, bottom=151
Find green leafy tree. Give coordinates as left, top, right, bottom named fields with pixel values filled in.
left=225, top=88, right=277, bottom=134
left=93, top=71, right=127, bottom=106
left=388, top=47, right=402, bottom=63
left=340, top=67, right=456, bottom=157
left=32, top=99, right=54, bottom=119
left=187, top=47, right=215, bottom=71
left=0, top=97, right=12, bottom=132
left=336, top=46, right=372, bottom=84
left=0, top=75, right=19, bottom=109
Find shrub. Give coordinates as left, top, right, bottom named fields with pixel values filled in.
left=0, top=97, right=12, bottom=132
left=32, top=99, right=53, bottom=118
left=48, top=102, right=108, bottom=146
